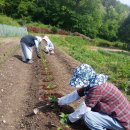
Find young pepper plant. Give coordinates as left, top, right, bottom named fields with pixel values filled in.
left=48, top=96, right=58, bottom=102
left=59, top=112, right=69, bottom=128
left=47, top=82, right=57, bottom=89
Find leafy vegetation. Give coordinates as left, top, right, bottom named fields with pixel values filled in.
left=0, top=15, right=19, bottom=26
left=59, top=112, right=69, bottom=125
left=0, top=0, right=130, bottom=43
left=57, top=127, right=62, bottom=130
left=26, top=22, right=49, bottom=28
left=47, top=82, right=57, bottom=89
left=48, top=96, right=58, bottom=102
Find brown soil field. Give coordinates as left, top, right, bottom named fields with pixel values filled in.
left=0, top=38, right=88, bottom=130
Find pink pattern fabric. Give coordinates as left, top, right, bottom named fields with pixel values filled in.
left=77, top=82, right=130, bottom=130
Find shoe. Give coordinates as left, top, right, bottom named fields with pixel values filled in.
left=22, top=59, right=28, bottom=63
left=50, top=50, right=54, bottom=54
left=27, top=59, right=33, bottom=64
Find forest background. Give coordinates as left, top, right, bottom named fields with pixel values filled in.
left=0, top=0, right=130, bottom=45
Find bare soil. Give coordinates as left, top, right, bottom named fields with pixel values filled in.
left=0, top=38, right=87, bottom=130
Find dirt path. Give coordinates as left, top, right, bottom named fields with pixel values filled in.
left=0, top=50, right=34, bottom=130
left=0, top=38, right=39, bottom=130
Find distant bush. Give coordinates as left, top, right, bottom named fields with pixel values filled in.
left=98, top=41, right=111, bottom=47
left=93, top=38, right=126, bottom=49
left=112, top=41, right=126, bottom=50
left=26, top=22, right=49, bottom=28
left=73, top=32, right=91, bottom=41
left=51, top=26, right=58, bottom=34
left=0, top=15, right=20, bottom=26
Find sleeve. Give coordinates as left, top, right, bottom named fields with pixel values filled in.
left=85, top=87, right=102, bottom=108
left=58, top=91, right=80, bottom=106
left=49, top=41, right=54, bottom=49
left=68, top=101, right=91, bottom=123
left=77, top=88, right=85, bottom=97
left=34, top=40, right=39, bottom=55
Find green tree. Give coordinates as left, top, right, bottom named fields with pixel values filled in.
left=73, top=0, right=103, bottom=38
left=99, top=6, right=119, bottom=41
left=119, top=13, right=130, bottom=47
left=0, top=0, right=5, bottom=13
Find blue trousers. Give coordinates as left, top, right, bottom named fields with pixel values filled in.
left=20, top=42, right=32, bottom=60
left=83, top=111, right=124, bottom=130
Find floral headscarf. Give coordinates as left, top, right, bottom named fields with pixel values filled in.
left=69, top=64, right=108, bottom=89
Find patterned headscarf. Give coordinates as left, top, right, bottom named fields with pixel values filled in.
left=69, top=64, right=108, bottom=88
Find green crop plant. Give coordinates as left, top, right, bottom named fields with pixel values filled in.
left=39, top=46, right=49, bottom=74
left=59, top=112, right=69, bottom=128
left=48, top=95, right=58, bottom=102
left=47, top=82, right=57, bottom=89
left=59, top=112, right=69, bottom=124
left=47, top=75, right=54, bottom=81
left=57, top=127, right=62, bottom=130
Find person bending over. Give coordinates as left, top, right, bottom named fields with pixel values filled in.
left=56, top=64, right=130, bottom=130
left=20, top=35, right=42, bottom=63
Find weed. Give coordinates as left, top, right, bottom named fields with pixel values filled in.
left=47, top=75, right=54, bottom=81
left=47, top=83, right=57, bottom=89
left=48, top=96, right=58, bottom=102
left=59, top=112, right=70, bottom=128
left=57, top=127, right=62, bottom=130
left=59, top=112, right=69, bottom=124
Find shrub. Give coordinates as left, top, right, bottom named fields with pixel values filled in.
left=51, top=26, right=58, bottom=34
left=97, top=41, right=111, bottom=47
left=0, top=15, right=20, bottom=26
left=57, top=29, right=70, bottom=35
left=112, top=41, right=126, bottom=49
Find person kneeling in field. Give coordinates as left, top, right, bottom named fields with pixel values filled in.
left=55, top=64, right=130, bottom=130
left=43, top=35, right=54, bottom=55
left=20, top=35, right=42, bottom=64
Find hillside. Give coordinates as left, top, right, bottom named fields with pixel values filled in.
left=1, top=0, right=130, bottom=42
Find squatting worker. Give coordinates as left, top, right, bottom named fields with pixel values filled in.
left=20, top=35, right=42, bottom=64
left=56, top=64, right=130, bottom=130
left=43, top=35, right=54, bottom=55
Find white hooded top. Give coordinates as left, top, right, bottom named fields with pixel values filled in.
left=35, top=36, right=42, bottom=42
left=43, top=36, right=54, bottom=49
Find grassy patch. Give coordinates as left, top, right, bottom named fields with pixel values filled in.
left=0, top=15, right=20, bottom=26
left=50, top=35, right=130, bottom=94
left=26, top=22, right=49, bottom=28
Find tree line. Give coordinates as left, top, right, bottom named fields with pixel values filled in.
left=0, top=0, right=130, bottom=44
